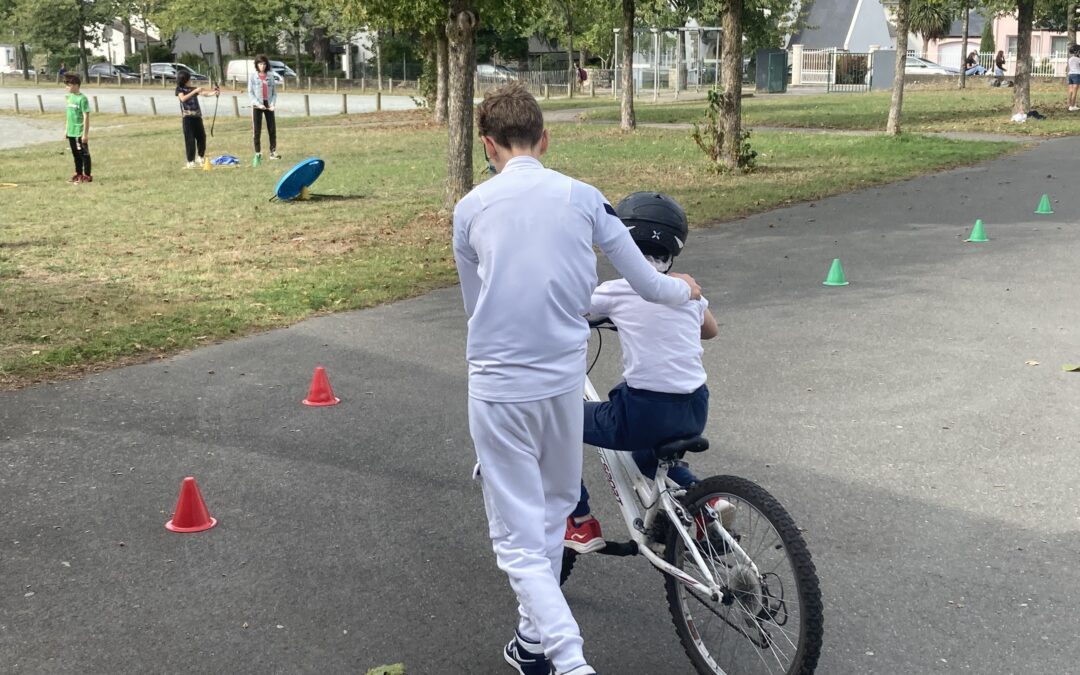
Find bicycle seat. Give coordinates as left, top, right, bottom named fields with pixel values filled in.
left=653, top=436, right=709, bottom=462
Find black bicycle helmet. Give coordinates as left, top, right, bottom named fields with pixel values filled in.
left=615, top=191, right=689, bottom=260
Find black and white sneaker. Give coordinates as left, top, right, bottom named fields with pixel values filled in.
left=504, top=632, right=551, bottom=675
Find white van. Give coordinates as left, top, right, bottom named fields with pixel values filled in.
left=226, top=59, right=296, bottom=85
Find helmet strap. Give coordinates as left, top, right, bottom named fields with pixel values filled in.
left=644, top=254, right=673, bottom=274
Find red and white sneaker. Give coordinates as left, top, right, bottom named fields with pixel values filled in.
left=78, top=174, right=93, bottom=183
left=694, top=497, right=736, bottom=542
left=564, top=515, right=606, bottom=554
left=67, top=174, right=82, bottom=184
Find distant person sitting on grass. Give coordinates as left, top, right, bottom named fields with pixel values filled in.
left=965, top=51, right=987, bottom=76
left=1067, top=44, right=1080, bottom=112
left=175, top=70, right=221, bottom=169
left=63, top=74, right=91, bottom=184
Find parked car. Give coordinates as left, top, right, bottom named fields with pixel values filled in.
left=2, top=66, right=35, bottom=76
left=88, top=62, right=139, bottom=80
left=225, top=59, right=296, bottom=84
left=904, top=56, right=960, bottom=76
left=150, top=62, right=209, bottom=81
left=477, top=63, right=516, bottom=82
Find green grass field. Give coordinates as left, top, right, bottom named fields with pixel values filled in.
left=0, top=109, right=1016, bottom=387
left=585, top=84, right=1080, bottom=136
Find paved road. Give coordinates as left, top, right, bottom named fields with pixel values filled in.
left=0, top=85, right=417, bottom=117
left=3, top=138, right=1080, bottom=674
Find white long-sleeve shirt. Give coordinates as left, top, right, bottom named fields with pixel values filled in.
left=453, top=156, right=690, bottom=403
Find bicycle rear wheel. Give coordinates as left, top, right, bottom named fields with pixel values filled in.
left=664, top=475, right=823, bottom=675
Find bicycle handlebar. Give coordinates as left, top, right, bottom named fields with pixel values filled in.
left=587, top=316, right=617, bottom=330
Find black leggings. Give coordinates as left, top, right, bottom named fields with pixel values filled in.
left=182, top=116, right=207, bottom=162
left=67, top=136, right=91, bottom=176
left=252, top=103, right=276, bottom=154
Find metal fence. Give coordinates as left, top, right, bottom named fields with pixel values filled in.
left=801, top=48, right=833, bottom=85
left=828, top=52, right=872, bottom=92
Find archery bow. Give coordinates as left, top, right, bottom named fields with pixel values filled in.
left=210, top=66, right=220, bottom=137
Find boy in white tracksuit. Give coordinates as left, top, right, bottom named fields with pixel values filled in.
left=452, top=83, right=701, bottom=675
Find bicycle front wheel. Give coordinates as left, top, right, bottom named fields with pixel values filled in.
left=664, top=475, right=823, bottom=675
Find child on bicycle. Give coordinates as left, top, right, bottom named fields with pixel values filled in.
left=564, top=192, right=719, bottom=555
left=453, top=84, right=701, bottom=675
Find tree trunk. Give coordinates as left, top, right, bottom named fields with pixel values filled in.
left=293, top=31, right=303, bottom=78
left=1013, top=0, right=1033, bottom=114
left=720, top=0, right=743, bottom=168
left=675, top=29, right=684, bottom=93
left=959, top=3, right=969, bottom=89
left=214, top=33, right=224, bottom=82
left=143, top=9, right=152, bottom=69
left=886, top=0, right=911, bottom=135
left=18, top=42, right=29, bottom=80
left=376, top=32, right=383, bottom=90
left=446, top=5, right=478, bottom=207
left=123, top=18, right=134, bottom=61
left=230, top=35, right=241, bottom=56
left=436, top=26, right=449, bottom=124
left=567, top=28, right=574, bottom=98
left=1069, top=4, right=1076, bottom=48
left=620, top=0, right=636, bottom=131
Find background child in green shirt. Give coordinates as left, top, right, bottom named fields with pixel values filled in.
left=63, top=74, right=91, bottom=183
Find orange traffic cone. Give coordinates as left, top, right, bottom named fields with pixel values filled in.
left=303, top=365, right=340, bottom=406
left=165, top=477, right=217, bottom=532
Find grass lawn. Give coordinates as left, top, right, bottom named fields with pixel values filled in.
left=586, top=83, right=1080, bottom=135
left=0, top=109, right=1016, bottom=387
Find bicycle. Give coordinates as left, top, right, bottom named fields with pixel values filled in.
left=562, top=319, right=824, bottom=674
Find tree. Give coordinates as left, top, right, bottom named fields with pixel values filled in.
left=909, top=0, right=953, bottom=55
left=620, top=0, right=635, bottom=131
left=979, top=11, right=996, bottom=51
left=718, top=0, right=745, bottom=167
left=959, top=0, right=971, bottom=88
left=887, top=0, right=911, bottom=135
left=1013, top=0, right=1034, bottom=112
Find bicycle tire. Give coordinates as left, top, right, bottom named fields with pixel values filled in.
left=560, top=548, right=577, bottom=586
left=664, top=475, right=823, bottom=675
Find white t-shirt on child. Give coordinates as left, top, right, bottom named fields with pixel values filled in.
left=453, top=156, right=691, bottom=403
left=1069, top=56, right=1080, bottom=75
left=589, top=278, right=709, bottom=394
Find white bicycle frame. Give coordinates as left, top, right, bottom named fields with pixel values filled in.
left=584, top=374, right=760, bottom=602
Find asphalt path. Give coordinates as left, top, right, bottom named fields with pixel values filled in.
left=3, top=137, right=1080, bottom=674
left=0, top=85, right=418, bottom=117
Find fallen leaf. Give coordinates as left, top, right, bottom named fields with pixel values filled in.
left=1062, top=364, right=1080, bottom=372
left=1025, top=360, right=1040, bottom=366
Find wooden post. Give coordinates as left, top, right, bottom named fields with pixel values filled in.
left=117, top=75, right=122, bottom=86
left=341, top=93, right=348, bottom=114
left=150, top=97, right=157, bottom=115
left=36, top=94, right=44, bottom=113
left=34, top=71, right=39, bottom=84
left=304, top=93, right=310, bottom=116
left=232, top=96, right=239, bottom=117
left=389, top=78, right=394, bottom=93
left=376, top=91, right=381, bottom=111
left=140, top=75, right=144, bottom=88
left=92, top=96, right=99, bottom=113
left=590, top=77, right=595, bottom=97
left=307, top=76, right=312, bottom=90
left=13, top=93, right=18, bottom=114
left=120, top=96, right=127, bottom=115
left=361, top=77, right=366, bottom=92
left=334, top=77, right=339, bottom=92
left=96, top=74, right=101, bottom=86
left=543, top=84, right=550, bottom=99
left=0, top=73, right=5, bottom=86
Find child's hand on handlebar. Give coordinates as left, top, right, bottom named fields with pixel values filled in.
left=670, top=272, right=702, bottom=300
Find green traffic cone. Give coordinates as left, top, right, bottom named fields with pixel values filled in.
left=823, top=258, right=849, bottom=286
left=1035, top=194, right=1053, bottom=215
left=252, top=153, right=262, bottom=168
left=965, top=219, right=988, bottom=242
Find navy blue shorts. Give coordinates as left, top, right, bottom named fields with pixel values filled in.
left=1069, top=74, right=1080, bottom=85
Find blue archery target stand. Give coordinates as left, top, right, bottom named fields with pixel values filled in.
left=273, top=158, right=325, bottom=201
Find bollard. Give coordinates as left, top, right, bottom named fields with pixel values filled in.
left=93, top=96, right=99, bottom=113
left=307, top=76, right=312, bottom=90
left=140, top=75, right=144, bottom=88
left=232, top=95, right=239, bottom=117
left=34, top=71, right=39, bottom=84
left=162, top=75, right=167, bottom=88
left=120, top=95, right=127, bottom=115
left=361, top=77, right=365, bottom=92
left=590, top=78, right=595, bottom=97
left=0, top=72, right=5, bottom=86
left=96, top=74, right=101, bottom=86
left=543, top=84, right=550, bottom=99
left=304, top=94, right=310, bottom=116
left=13, top=93, right=18, bottom=114
left=376, top=91, right=381, bottom=112
left=389, top=78, right=394, bottom=93
left=333, top=77, right=338, bottom=92
left=37, top=94, right=44, bottom=113
left=150, top=97, right=157, bottom=115
left=117, top=75, right=122, bottom=86
left=341, top=93, right=348, bottom=114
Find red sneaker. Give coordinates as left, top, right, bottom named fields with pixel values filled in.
left=695, top=497, right=736, bottom=542
left=79, top=175, right=93, bottom=183
left=67, top=174, right=82, bottom=183
left=564, top=515, right=606, bottom=554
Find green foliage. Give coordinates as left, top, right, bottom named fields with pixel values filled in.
left=909, top=0, right=955, bottom=46
left=980, top=16, right=996, bottom=53
left=691, top=89, right=757, bottom=172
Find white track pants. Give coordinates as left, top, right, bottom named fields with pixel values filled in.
left=469, top=388, right=587, bottom=674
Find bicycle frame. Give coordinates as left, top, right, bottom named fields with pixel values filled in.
left=584, top=375, right=760, bottom=602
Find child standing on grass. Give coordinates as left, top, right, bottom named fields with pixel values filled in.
left=248, top=54, right=280, bottom=161
left=453, top=82, right=700, bottom=675
left=1067, top=44, right=1080, bottom=112
left=63, top=74, right=91, bottom=184
left=175, top=70, right=221, bottom=169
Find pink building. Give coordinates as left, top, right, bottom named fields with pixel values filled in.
left=923, top=13, right=1072, bottom=76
